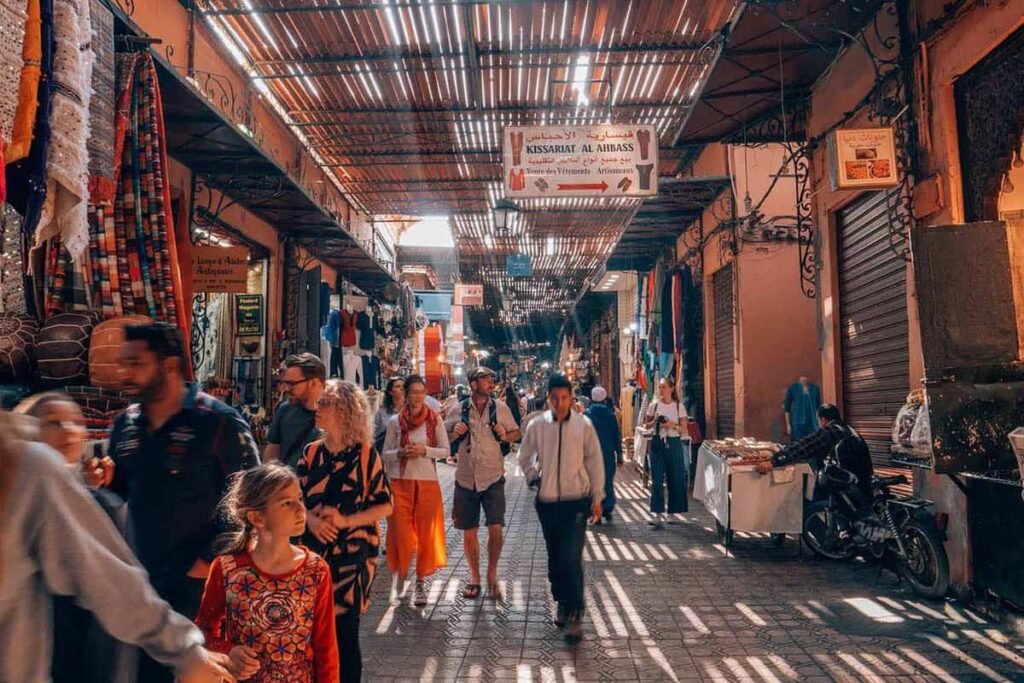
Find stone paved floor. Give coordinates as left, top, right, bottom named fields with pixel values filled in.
left=361, top=461, right=1024, bottom=682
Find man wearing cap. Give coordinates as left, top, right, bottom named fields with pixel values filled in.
left=585, top=386, right=622, bottom=523
left=106, top=322, right=260, bottom=683
left=519, top=373, right=604, bottom=642
left=446, top=366, right=521, bottom=600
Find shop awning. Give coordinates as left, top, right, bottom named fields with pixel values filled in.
left=105, top=2, right=398, bottom=299
left=153, top=61, right=398, bottom=298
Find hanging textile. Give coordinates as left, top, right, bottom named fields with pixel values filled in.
left=678, top=265, right=706, bottom=442
left=192, top=293, right=225, bottom=384
left=87, top=53, right=188, bottom=340
left=33, top=0, right=92, bottom=260
left=86, top=0, right=114, bottom=200
left=6, top=0, right=53, bottom=246
left=0, top=204, right=27, bottom=314
left=0, top=0, right=29, bottom=142
left=43, top=234, right=89, bottom=313
left=423, top=324, right=443, bottom=395
left=5, top=0, right=38, bottom=163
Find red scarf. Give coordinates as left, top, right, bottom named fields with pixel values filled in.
left=399, top=403, right=439, bottom=448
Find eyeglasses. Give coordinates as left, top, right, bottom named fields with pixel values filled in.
left=277, top=377, right=313, bottom=389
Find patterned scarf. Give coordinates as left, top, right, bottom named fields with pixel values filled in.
left=399, top=403, right=438, bottom=448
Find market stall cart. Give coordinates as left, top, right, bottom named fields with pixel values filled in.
left=693, top=439, right=815, bottom=547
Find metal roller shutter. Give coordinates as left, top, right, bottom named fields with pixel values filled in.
left=713, top=264, right=736, bottom=438
left=838, top=191, right=910, bottom=466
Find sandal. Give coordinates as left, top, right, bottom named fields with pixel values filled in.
left=462, top=583, right=482, bottom=599
left=487, top=581, right=504, bottom=601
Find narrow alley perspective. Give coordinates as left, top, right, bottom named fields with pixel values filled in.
left=2, top=1, right=1024, bottom=683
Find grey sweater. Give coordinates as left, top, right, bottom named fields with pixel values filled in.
left=0, top=441, right=204, bottom=683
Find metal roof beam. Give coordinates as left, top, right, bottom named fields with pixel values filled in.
left=289, top=100, right=693, bottom=117
left=202, top=0, right=543, bottom=16
left=252, top=42, right=707, bottom=68
left=252, top=44, right=825, bottom=79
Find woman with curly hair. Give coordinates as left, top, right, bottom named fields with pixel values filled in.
left=297, top=380, right=393, bottom=683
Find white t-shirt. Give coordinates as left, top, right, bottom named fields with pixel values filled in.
left=645, top=399, right=687, bottom=438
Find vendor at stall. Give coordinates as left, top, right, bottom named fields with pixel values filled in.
left=756, top=404, right=873, bottom=500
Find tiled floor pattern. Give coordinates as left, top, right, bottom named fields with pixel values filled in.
left=361, top=461, right=1024, bottom=682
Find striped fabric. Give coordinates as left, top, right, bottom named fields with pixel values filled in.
left=83, top=54, right=186, bottom=329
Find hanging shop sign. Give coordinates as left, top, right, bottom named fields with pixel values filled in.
left=447, top=340, right=465, bottom=365
left=235, top=294, right=264, bottom=336
left=507, top=253, right=533, bottom=277
left=503, top=124, right=659, bottom=198
left=829, top=127, right=899, bottom=190
left=454, top=283, right=484, bottom=307
left=192, top=246, right=249, bottom=293
left=344, top=294, right=369, bottom=312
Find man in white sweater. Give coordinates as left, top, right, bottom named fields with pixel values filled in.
left=518, top=373, right=604, bottom=642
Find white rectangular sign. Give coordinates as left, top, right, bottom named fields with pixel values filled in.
left=503, top=124, right=658, bottom=198
left=454, top=284, right=484, bottom=307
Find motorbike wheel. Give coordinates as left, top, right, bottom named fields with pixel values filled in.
left=899, top=519, right=950, bottom=599
left=802, top=502, right=857, bottom=560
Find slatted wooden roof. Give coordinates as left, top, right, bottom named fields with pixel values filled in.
left=197, top=0, right=740, bottom=336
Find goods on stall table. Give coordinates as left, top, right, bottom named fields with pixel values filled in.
left=704, top=438, right=780, bottom=465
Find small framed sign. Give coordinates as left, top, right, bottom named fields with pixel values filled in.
left=830, top=127, right=899, bottom=190
left=236, top=294, right=264, bottom=336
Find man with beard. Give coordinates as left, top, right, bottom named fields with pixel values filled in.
left=264, top=353, right=325, bottom=468
left=107, top=322, right=259, bottom=683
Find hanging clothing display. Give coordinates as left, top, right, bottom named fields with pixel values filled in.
left=339, top=308, right=357, bottom=346
left=34, top=0, right=92, bottom=261
left=357, top=309, right=374, bottom=350
left=342, top=348, right=363, bottom=385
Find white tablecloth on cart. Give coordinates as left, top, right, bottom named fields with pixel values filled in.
left=692, top=444, right=815, bottom=535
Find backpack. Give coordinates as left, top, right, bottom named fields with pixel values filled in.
left=449, top=398, right=512, bottom=457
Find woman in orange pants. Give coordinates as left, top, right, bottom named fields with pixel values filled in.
left=381, top=374, right=449, bottom=607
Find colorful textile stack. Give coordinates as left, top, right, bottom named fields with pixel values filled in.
left=87, top=53, right=188, bottom=343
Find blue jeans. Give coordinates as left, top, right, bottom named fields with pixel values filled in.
left=650, top=436, right=688, bottom=514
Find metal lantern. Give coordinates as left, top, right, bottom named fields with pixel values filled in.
left=492, top=198, right=518, bottom=232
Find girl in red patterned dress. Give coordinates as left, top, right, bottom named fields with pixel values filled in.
left=196, top=464, right=339, bottom=682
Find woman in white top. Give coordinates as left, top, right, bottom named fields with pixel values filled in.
left=381, top=374, right=450, bottom=606
left=642, top=377, right=689, bottom=527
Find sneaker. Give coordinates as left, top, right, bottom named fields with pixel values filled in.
left=565, top=613, right=583, bottom=643
left=413, top=580, right=428, bottom=607
left=554, top=603, right=569, bottom=629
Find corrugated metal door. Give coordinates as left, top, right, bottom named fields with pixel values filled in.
left=838, top=191, right=910, bottom=466
left=713, top=264, right=735, bottom=437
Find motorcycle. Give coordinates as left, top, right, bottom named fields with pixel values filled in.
left=802, top=459, right=950, bottom=599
